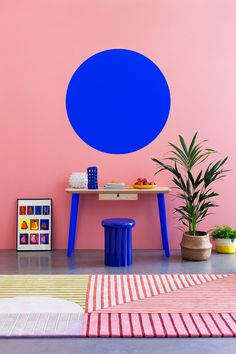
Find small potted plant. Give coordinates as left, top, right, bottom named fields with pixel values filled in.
left=152, top=132, right=229, bottom=261
left=211, top=225, right=236, bottom=253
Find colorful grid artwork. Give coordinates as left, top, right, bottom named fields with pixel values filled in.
left=17, top=199, right=52, bottom=251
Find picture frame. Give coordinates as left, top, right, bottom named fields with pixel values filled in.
left=17, top=199, right=52, bottom=251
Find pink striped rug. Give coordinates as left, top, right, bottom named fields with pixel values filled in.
left=1, top=274, right=236, bottom=337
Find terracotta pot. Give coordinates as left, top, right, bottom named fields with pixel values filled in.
left=180, top=231, right=212, bottom=261
left=215, top=238, right=236, bottom=254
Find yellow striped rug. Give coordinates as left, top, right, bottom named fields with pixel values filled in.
left=0, top=275, right=89, bottom=310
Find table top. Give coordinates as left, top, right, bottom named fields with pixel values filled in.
left=65, top=187, right=171, bottom=194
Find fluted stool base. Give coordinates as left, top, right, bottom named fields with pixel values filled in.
left=102, top=218, right=135, bottom=267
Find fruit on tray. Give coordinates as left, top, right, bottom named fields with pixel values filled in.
left=133, top=178, right=156, bottom=186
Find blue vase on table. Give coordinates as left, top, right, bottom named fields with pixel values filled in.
left=87, top=166, right=98, bottom=189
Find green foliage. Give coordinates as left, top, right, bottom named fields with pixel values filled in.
left=152, top=132, right=229, bottom=235
left=212, top=225, right=236, bottom=242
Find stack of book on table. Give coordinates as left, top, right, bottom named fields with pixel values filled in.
left=104, top=182, right=126, bottom=189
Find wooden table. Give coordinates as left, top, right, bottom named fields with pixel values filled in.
left=65, top=187, right=171, bottom=257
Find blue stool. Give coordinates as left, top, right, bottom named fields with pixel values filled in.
left=102, top=218, right=135, bottom=266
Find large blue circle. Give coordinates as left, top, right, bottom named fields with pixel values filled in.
left=66, top=49, right=171, bottom=154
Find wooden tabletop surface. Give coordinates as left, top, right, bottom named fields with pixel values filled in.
left=65, top=187, right=171, bottom=194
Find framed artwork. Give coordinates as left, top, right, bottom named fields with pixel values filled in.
left=17, top=199, right=52, bottom=251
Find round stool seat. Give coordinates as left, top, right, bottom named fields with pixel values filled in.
left=101, top=218, right=135, bottom=229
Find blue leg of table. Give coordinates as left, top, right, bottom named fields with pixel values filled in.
left=67, top=194, right=80, bottom=257
left=157, top=193, right=170, bottom=257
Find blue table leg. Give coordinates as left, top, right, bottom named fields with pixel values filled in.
left=67, top=194, right=80, bottom=257
left=157, top=193, right=170, bottom=257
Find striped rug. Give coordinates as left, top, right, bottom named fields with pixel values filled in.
left=0, top=275, right=89, bottom=310
left=0, top=274, right=236, bottom=337
left=86, top=274, right=231, bottom=312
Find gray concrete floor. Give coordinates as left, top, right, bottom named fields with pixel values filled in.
left=0, top=249, right=236, bottom=354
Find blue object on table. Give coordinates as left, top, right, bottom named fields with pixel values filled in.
left=101, top=218, right=135, bottom=266
left=87, top=166, right=98, bottom=189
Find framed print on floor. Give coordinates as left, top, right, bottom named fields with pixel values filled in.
left=17, top=199, right=52, bottom=251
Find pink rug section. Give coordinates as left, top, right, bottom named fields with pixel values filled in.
left=82, top=312, right=236, bottom=337
left=86, top=274, right=231, bottom=312
left=96, top=276, right=236, bottom=313
left=1, top=312, right=236, bottom=337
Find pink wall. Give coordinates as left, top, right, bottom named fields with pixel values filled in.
left=0, top=0, right=236, bottom=250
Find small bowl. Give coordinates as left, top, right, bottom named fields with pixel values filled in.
left=132, top=184, right=157, bottom=189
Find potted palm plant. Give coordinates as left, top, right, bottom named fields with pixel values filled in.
left=211, top=225, right=236, bottom=254
left=152, top=132, right=229, bottom=261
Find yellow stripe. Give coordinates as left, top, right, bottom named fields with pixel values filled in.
left=216, top=245, right=236, bottom=253
left=0, top=275, right=89, bottom=310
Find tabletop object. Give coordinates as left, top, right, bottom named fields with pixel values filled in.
left=87, top=166, right=98, bottom=189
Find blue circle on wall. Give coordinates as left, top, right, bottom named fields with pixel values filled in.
left=66, top=49, right=171, bottom=154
